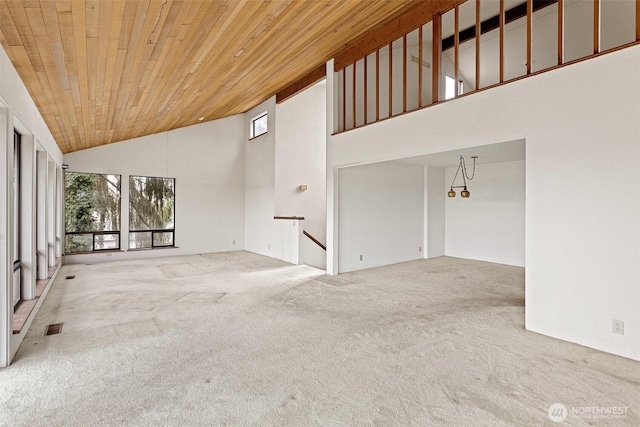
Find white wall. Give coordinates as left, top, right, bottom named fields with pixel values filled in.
left=338, top=161, right=424, bottom=273
left=245, top=88, right=328, bottom=269
left=64, top=116, right=246, bottom=263
left=445, top=160, right=525, bottom=267
left=0, top=44, right=63, bottom=366
left=244, top=97, right=303, bottom=265
left=327, top=45, right=640, bottom=361
left=425, top=166, right=445, bottom=258
left=244, top=97, right=279, bottom=258
left=275, top=81, right=327, bottom=268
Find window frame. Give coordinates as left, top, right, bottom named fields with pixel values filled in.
left=65, top=230, right=121, bottom=252
left=250, top=112, right=268, bottom=138
left=64, top=171, right=122, bottom=253
left=12, top=131, right=21, bottom=306
left=128, top=229, right=175, bottom=250
left=128, top=175, right=176, bottom=250
left=445, top=74, right=456, bottom=100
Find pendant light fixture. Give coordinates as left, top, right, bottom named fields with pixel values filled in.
left=448, top=155, right=477, bottom=198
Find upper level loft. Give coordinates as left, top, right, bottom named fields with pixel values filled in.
left=334, top=0, right=640, bottom=133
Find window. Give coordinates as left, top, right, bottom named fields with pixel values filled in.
left=12, top=131, right=21, bottom=306
left=445, top=75, right=456, bottom=100
left=65, top=172, right=121, bottom=253
left=129, top=176, right=175, bottom=249
left=250, top=112, right=267, bottom=138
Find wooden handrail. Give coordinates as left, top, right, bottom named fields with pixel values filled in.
left=303, top=230, right=326, bottom=251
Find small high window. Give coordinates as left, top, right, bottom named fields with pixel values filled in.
left=251, top=112, right=267, bottom=138
left=445, top=75, right=456, bottom=100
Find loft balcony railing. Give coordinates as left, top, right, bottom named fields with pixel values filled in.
left=335, top=0, right=640, bottom=132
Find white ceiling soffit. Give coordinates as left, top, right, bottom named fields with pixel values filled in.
left=394, top=139, right=525, bottom=168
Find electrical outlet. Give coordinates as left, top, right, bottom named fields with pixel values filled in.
left=106, top=253, right=112, bottom=257
left=268, top=244, right=271, bottom=250
left=612, top=319, right=624, bottom=335
left=233, top=240, right=236, bottom=245
left=359, top=254, right=363, bottom=261
left=419, top=246, right=422, bottom=252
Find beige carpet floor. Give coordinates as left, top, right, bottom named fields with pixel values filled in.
left=0, top=251, right=638, bottom=426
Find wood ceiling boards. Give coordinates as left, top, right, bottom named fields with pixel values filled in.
left=0, top=0, right=438, bottom=153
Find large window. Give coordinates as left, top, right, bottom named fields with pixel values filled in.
left=129, top=176, right=175, bottom=249
left=65, top=172, right=121, bottom=253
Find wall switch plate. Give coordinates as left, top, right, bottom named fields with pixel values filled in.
left=612, top=319, right=624, bottom=335
left=233, top=240, right=236, bottom=245
left=359, top=254, right=363, bottom=261
left=419, top=246, right=422, bottom=252
left=268, top=244, right=271, bottom=250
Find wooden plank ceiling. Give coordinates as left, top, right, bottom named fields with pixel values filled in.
left=0, top=0, right=432, bottom=154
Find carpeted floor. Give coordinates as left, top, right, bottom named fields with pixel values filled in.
left=1, top=251, right=638, bottom=426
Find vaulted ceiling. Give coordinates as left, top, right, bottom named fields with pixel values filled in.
left=0, top=0, right=439, bottom=154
